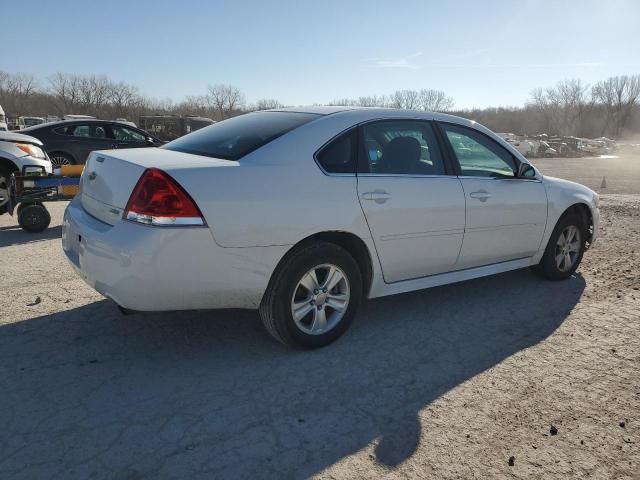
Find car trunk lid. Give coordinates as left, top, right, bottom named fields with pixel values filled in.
left=80, top=148, right=236, bottom=225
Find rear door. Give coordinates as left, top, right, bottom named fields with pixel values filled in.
left=356, top=120, right=466, bottom=283
left=437, top=122, right=547, bottom=269
left=66, top=123, right=114, bottom=163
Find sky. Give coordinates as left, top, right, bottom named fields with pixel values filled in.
left=3, top=0, right=640, bottom=109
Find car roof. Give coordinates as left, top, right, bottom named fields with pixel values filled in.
left=266, top=106, right=476, bottom=126
left=0, top=130, right=44, bottom=146
left=21, top=119, right=141, bottom=132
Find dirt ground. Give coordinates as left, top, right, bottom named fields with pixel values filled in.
left=0, top=155, right=639, bottom=479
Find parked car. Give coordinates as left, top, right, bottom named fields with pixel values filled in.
left=19, top=116, right=46, bottom=129
left=0, top=130, right=52, bottom=214
left=62, top=107, right=599, bottom=349
left=138, top=115, right=215, bottom=141
left=22, top=119, right=163, bottom=167
left=0, top=105, right=7, bottom=132
left=63, top=114, right=96, bottom=120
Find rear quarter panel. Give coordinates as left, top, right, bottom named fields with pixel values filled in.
left=168, top=115, right=374, bottom=249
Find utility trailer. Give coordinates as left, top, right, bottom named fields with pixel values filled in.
left=7, top=165, right=82, bottom=232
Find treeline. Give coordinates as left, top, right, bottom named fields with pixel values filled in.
left=0, top=71, right=279, bottom=122
left=1, top=70, right=640, bottom=140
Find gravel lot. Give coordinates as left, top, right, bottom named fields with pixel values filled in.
left=1, top=155, right=639, bottom=479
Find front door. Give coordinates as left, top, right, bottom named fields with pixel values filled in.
left=437, top=122, right=547, bottom=269
left=357, top=120, right=466, bottom=283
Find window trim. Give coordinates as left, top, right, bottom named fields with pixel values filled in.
left=355, top=119, right=455, bottom=177
left=434, top=121, right=523, bottom=179
left=312, top=127, right=359, bottom=176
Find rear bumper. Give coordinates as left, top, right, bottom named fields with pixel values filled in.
left=62, top=196, right=287, bottom=311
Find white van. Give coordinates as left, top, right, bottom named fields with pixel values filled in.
left=0, top=105, right=8, bottom=131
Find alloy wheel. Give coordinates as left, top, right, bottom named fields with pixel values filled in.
left=555, top=225, right=581, bottom=272
left=50, top=156, right=71, bottom=169
left=290, top=264, right=350, bottom=335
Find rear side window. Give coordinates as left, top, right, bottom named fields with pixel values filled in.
left=315, top=130, right=357, bottom=174
left=359, top=120, right=445, bottom=175
left=163, top=111, right=320, bottom=160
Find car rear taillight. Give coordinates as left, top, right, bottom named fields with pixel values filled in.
left=124, top=168, right=204, bottom=226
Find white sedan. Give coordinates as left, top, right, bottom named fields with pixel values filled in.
left=62, top=107, right=599, bottom=348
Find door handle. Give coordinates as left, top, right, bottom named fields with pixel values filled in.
left=361, top=191, right=392, bottom=204
left=469, top=190, right=491, bottom=202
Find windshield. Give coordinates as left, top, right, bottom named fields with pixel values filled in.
left=163, top=111, right=320, bottom=160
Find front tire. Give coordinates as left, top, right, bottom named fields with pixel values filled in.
left=532, top=213, right=586, bottom=280
left=259, top=241, right=363, bottom=349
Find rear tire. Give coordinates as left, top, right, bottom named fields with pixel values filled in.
left=18, top=203, right=51, bottom=233
left=532, top=213, right=586, bottom=280
left=259, top=241, right=362, bottom=349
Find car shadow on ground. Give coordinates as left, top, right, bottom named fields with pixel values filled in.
left=0, top=224, right=62, bottom=247
left=0, top=269, right=585, bottom=479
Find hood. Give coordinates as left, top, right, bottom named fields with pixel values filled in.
left=0, top=131, right=44, bottom=146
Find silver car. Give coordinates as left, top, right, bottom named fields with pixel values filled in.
left=0, top=131, right=53, bottom=215
left=62, top=107, right=599, bottom=348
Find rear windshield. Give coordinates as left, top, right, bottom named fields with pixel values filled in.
left=162, top=111, right=320, bottom=160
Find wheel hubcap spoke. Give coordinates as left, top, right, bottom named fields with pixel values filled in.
left=325, top=293, right=348, bottom=312
left=292, top=300, right=314, bottom=321
left=323, top=266, right=344, bottom=292
left=299, top=270, right=320, bottom=293
left=311, top=307, right=328, bottom=332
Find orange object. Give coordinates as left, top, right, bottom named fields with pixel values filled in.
left=60, top=165, right=84, bottom=176
left=61, top=185, right=80, bottom=197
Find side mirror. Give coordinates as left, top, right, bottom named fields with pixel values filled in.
left=517, top=163, right=536, bottom=178
left=146, top=136, right=155, bottom=145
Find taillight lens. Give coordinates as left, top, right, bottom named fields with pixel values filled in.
left=124, top=168, right=204, bottom=226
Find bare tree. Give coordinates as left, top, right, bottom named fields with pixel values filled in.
left=48, top=73, right=82, bottom=115
left=390, top=89, right=421, bottom=109
left=592, top=75, right=640, bottom=137
left=418, top=89, right=454, bottom=112
left=109, top=82, right=142, bottom=118
left=529, top=79, right=589, bottom=135
left=206, top=84, right=245, bottom=120
left=252, top=98, right=284, bottom=111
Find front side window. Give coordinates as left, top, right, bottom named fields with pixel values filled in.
left=315, top=130, right=356, bottom=174
left=111, top=125, right=146, bottom=143
left=163, top=111, right=320, bottom=160
left=440, top=123, right=516, bottom=178
left=360, top=120, right=445, bottom=175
